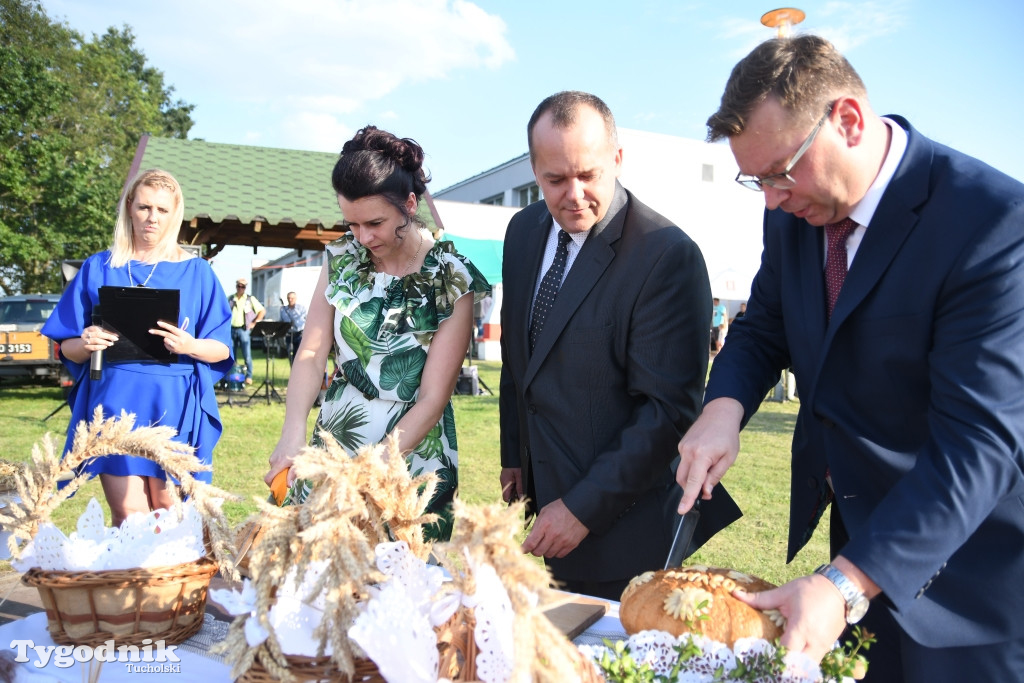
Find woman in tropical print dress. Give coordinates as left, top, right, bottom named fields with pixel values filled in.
left=266, top=126, right=489, bottom=541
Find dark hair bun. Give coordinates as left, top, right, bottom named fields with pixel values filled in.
left=341, top=125, right=424, bottom=174
left=333, top=125, right=430, bottom=203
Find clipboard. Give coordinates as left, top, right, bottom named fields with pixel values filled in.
left=98, top=286, right=180, bottom=364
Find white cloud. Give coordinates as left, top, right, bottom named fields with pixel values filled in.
left=815, top=1, right=909, bottom=52
left=182, top=0, right=513, bottom=149
left=172, top=0, right=514, bottom=101
left=280, top=111, right=354, bottom=153
left=712, top=1, right=911, bottom=58
left=44, top=0, right=514, bottom=151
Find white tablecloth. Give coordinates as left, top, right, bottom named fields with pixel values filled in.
left=2, top=603, right=626, bottom=681
left=1, top=612, right=232, bottom=682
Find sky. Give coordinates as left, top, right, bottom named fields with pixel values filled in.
left=40, top=0, right=1024, bottom=290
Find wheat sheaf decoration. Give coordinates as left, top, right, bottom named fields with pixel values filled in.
left=0, top=406, right=240, bottom=579
left=435, top=499, right=601, bottom=683
left=214, top=432, right=439, bottom=682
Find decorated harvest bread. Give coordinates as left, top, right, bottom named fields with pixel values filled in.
left=618, top=565, right=785, bottom=646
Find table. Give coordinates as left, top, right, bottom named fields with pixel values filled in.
left=2, top=603, right=626, bottom=681
left=1, top=612, right=232, bottom=682
left=571, top=599, right=627, bottom=647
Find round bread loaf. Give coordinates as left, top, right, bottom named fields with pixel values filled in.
left=618, top=565, right=785, bottom=646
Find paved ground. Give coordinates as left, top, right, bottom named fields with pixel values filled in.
left=0, top=571, right=236, bottom=626
left=0, top=571, right=41, bottom=624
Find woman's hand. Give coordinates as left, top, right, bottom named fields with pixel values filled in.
left=60, top=324, right=118, bottom=364
left=151, top=320, right=195, bottom=356
left=265, top=434, right=306, bottom=487
left=81, top=325, right=117, bottom=351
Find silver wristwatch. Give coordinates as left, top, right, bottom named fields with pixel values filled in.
left=815, top=564, right=869, bottom=624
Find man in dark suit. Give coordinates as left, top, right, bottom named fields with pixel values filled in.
left=500, top=91, right=740, bottom=600
left=676, top=36, right=1024, bottom=680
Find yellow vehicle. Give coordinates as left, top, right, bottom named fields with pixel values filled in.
left=0, top=294, right=72, bottom=394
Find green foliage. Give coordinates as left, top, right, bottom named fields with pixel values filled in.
left=0, top=0, right=194, bottom=295
left=0, top=358, right=875, bottom=679
left=593, top=627, right=873, bottom=682
left=724, top=644, right=788, bottom=682
left=595, top=639, right=658, bottom=683
left=1, top=359, right=812, bottom=586
left=819, top=626, right=874, bottom=681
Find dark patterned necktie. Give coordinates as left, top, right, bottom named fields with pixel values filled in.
left=529, top=230, right=572, bottom=354
left=824, top=218, right=858, bottom=318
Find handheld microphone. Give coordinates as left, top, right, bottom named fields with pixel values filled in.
left=90, top=305, right=103, bottom=380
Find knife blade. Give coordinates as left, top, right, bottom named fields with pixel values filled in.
left=664, top=497, right=701, bottom=569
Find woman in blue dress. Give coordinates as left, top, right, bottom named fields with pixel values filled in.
left=43, top=169, right=233, bottom=526
left=265, top=126, right=489, bottom=541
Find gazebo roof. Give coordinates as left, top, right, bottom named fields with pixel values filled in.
left=126, top=135, right=441, bottom=257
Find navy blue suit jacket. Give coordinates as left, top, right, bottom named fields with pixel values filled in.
left=500, top=183, right=741, bottom=583
left=706, top=117, right=1024, bottom=647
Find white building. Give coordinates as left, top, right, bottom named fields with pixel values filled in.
left=436, top=127, right=767, bottom=314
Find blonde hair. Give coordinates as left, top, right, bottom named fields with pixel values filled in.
left=109, top=169, right=185, bottom=268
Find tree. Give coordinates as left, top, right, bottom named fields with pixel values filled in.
left=0, top=0, right=194, bottom=295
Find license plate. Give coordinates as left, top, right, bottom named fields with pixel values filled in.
left=0, top=343, right=32, bottom=354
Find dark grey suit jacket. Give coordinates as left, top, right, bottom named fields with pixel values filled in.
left=500, top=182, right=741, bottom=582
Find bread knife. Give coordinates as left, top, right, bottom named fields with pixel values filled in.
left=664, top=498, right=701, bottom=569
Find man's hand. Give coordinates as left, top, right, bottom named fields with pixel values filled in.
left=676, top=397, right=745, bottom=513
left=733, top=574, right=847, bottom=665
left=522, top=498, right=588, bottom=558
left=500, top=467, right=523, bottom=503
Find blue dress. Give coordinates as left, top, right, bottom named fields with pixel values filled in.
left=42, top=251, right=233, bottom=483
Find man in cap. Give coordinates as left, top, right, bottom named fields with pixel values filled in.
left=229, top=277, right=265, bottom=384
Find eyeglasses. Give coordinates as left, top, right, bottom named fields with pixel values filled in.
left=735, top=102, right=834, bottom=192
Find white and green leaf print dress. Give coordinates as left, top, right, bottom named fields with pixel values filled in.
left=285, top=232, right=490, bottom=541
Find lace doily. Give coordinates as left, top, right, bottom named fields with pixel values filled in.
left=213, top=541, right=527, bottom=683
left=579, top=630, right=825, bottom=683
left=460, top=560, right=515, bottom=683
left=354, top=542, right=518, bottom=683
left=210, top=560, right=332, bottom=656
left=13, top=497, right=206, bottom=572
left=350, top=575, right=440, bottom=682
left=349, top=542, right=448, bottom=683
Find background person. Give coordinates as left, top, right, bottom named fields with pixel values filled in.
left=229, top=277, right=264, bottom=385
left=278, top=290, right=307, bottom=364
left=42, top=169, right=233, bottom=526
left=710, top=297, right=727, bottom=352
left=265, top=125, right=490, bottom=541
left=729, top=301, right=746, bottom=325
left=475, top=292, right=493, bottom=338
left=499, top=91, right=740, bottom=601
left=675, top=35, right=1024, bottom=681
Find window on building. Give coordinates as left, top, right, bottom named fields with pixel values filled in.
left=480, top=193, right=504, bottom=206
left=702, top=164, right=714, bottom=182
left=516, top=183, right=540, bottom=207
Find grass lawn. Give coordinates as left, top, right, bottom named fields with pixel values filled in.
left=0, top=354, right=828, bottom=586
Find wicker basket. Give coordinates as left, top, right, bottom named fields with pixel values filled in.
left=238, top=655, right=385, bottom=683
left=21, top=557, right=218, bottom=647
left=2, top=412, right=239, bottom=649
left=235, top=606, right=477, bottom=683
